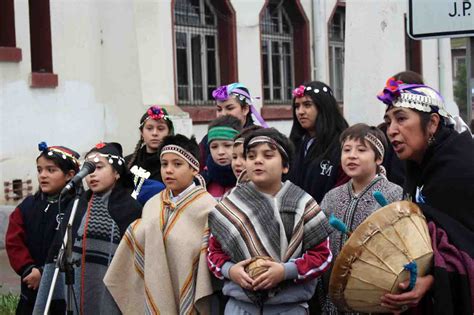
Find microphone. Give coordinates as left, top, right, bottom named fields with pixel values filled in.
left=60, top=161, right=96, bottom=195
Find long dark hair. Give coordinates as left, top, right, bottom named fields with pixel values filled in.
left=289, top=81, right=348, bottom=159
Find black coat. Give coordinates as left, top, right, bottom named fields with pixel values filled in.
left=405, top=129, right=474, bottom=314
left=125, top=146, right=162, bottom=181
left=289, top=136, right=349, bottom=204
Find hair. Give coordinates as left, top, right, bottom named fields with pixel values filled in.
left=289, top=81, right=348, bottom=159
left=158, top=134, right=200, bottom=165
left=36, top=152, right=79, bottom=175
left=233, top=125, right=263, bottom=147
left=339, top=123, right=388, bottom=162
left=393, top=70, right=424, bottom=84
left=208, top=114, right=243, bottom=132
left=243, top=128, right=294, bottom=169
left=127, top=107, right=174, bottom=169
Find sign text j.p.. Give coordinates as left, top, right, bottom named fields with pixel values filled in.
left=408, top=0, right=474, bottom=39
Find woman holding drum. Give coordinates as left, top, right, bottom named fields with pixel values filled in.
left=377, top=78, right=474, bottom=314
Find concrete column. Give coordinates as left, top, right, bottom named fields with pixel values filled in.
left=344, top=0, right=406, bottom=125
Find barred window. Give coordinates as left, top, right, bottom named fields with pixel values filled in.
left=174, top=0, right=220, bottom=105
left=329, top=7, right=345, bottom=102
left=261, top=0, right=294, bottom=104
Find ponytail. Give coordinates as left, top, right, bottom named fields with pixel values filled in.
left=127, top=138, right=144, bottom=169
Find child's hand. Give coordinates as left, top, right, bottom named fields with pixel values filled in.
left=252, top=261, right=285, bottom=291
left=23, top=267, right=41, bottom=290
left=229, top=259, right=254, bottom=290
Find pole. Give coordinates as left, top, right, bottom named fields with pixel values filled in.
left=466, top=37, right=473, bottom=124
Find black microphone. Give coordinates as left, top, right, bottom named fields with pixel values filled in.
left=60, top=161, right=96, bottom=195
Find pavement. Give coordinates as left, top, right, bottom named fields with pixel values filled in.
left=0, top=250, right=19, bottom=294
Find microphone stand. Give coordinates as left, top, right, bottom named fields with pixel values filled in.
left=44, top=184, right=84, bottom=315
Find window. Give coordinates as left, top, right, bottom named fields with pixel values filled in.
left=174, top=0, right=220, bottom=105
left=0, top=0, right=16, bottom=47
left=261, top=1, right=294, bottom=104
left=0, top=0, right=22, bottom=62
left=329, top=7, right=345, bottom=102
left=29, top=0, right=54, bottom=73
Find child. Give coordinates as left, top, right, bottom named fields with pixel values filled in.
left=289, top=81, right=350, bottom=203
left=126, top=105, right=174, bottom=180
left=6, top=142, right=80, bottom=314
left=199, top=82, right=268, bottom=171
left=231, top=125, right=262, bottom=184
left=205, top=115, right=242, bottom=199
left=316, top=123, right=403, bottom=313
left=104, top=135, right=217, bottom=314
left=208, top=128, right=333, bottom=314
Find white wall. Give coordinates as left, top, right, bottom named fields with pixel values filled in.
left=344, top=0, right=407, bottom=125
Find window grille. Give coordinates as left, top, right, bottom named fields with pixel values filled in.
left=261, top=0, right=294, bottom=104
left=329, top=8, right=345, bottom=102
left=174, top=0, right=220, bottom=105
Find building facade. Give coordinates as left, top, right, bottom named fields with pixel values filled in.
left=0, top=0, right=456, bottom=203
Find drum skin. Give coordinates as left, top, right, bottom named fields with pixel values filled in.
left=329, top=201, right=433, bottom=313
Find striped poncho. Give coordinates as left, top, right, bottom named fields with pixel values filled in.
left=104, top=185, right=217, bottom=315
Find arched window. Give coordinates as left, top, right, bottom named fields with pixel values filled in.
left=329, top=6, right=345, bottom=102
left=261, top=0, right=309, bottom=104
left=174, top=0, right=236, bottom=105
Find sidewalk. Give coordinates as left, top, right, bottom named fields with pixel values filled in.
left=0, top=250, right=19, bottom=294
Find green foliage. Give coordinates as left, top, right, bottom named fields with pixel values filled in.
left=0, top=292, right=19, bottom=315
left=454, top=62, right=468, bottom=117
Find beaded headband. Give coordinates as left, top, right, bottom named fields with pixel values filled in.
left=247, top=136, right=289, bottom=160
left=141, top=105, right=170, bottom=126
left=234, top=137, right=245, bottom=145
left=86, top=153, right=125, bottom=166
left=38, top=142, right=80, bottom=168
left=377, top=77, right=452, bottom=119
left=364, top=133, right=385, bottom=158
left=160, top=145, right=200, bottom=171
left=292, top=84, right=332, bottom=98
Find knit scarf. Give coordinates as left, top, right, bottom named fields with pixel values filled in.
left=205, top=154, right=236, bottom=187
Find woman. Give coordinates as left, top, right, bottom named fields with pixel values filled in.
left=289, top=81, right=349, bottom=203
left=199, top=82, right=267, bottom=171
left=378, top=78, right=474, bottom=314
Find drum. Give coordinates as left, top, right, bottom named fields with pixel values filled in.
left=329, top=201, right=433, bottom=313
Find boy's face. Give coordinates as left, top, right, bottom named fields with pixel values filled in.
left=160, top=153, right=197, bottom=196
left=209, top=140, right=233, bottom=166
left=85, top=155, right=119, bottom=193
left=231, top=143, right=245, bottom=178
left=37, top=156, right=74, bottom=195
left=341, top=138, right=381, bottom=182
left=246, top=143, right=288, bottom=193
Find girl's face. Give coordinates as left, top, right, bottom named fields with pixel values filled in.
left=160, top=153, right=197, bottom=196
left=37, top=156, right=74, bottom=195
left=246, top=143, right=288, bottom=195
left=210, top=140, right=234, bottom=166
left=294, top=95, right=318, bottom=135
left=141, top=119, right=170, bottom=153
left=85, top=155, right=119, bottom=193
left=231, top=143, right=246, bottom=178
left=216, top=98, right=249, bottom=126
left=341, top=138, right=380, bottom=183
left=384, top=108, right=438, bottom=163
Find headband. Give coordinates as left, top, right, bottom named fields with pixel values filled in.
left=38, top=141, right=80, bottom=169
left=86, top=153, right=125, bottom=166
left=377, top=77, right=452, bottom=119
left=247, top=136, right=289, bottom=160
left=212, top=83, right=270, bottom=128
left=292, top=84, right=332, bottom=98
left=141, top=105, right=170, bottom=126
left=207, top=126, right=239, bottom=144
left=234, top=137, right=245, bottom=145
left=364, top=133, right=385, bottom=158
left=160, top=145, right=200, bottom=171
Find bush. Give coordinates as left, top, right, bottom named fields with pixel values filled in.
left=0, top=291, right=19, bottom=315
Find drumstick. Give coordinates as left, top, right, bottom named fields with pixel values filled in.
left=373, top=191, right=388, bottom=207
left=329, top=214, right=352, bottom=237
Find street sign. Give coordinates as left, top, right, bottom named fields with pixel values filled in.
left=408, top=0, right=474, bottom=39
